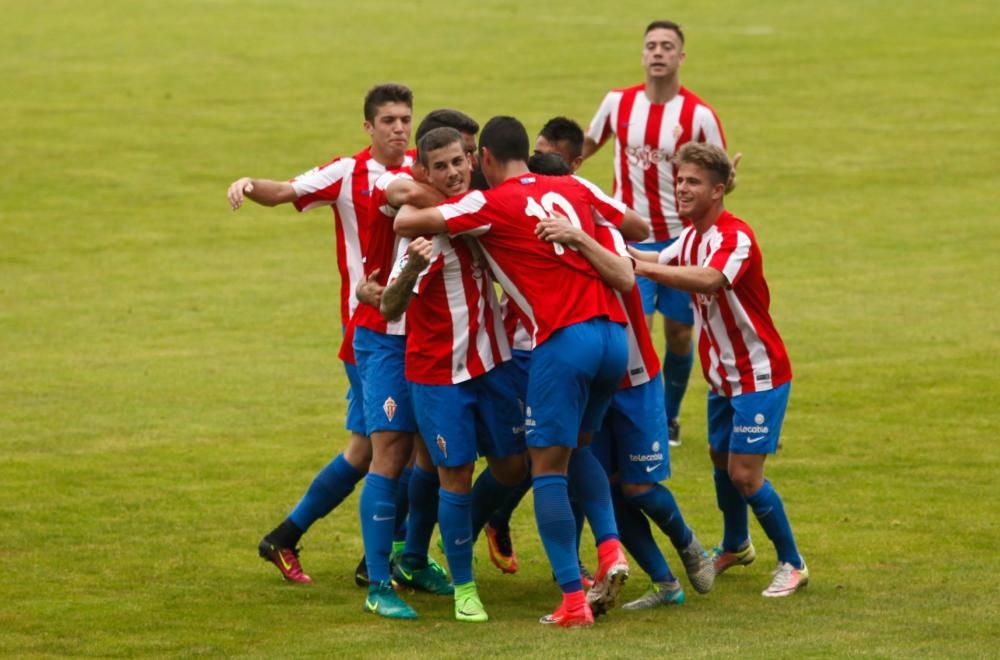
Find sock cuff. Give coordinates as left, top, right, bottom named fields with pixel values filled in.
left=532, top=474, right=568, bottom=490
left=365, top=472, right=397, bottom=492
left=412, top=465, right=439, bottom=483
left=332, top=453, right=362, bottom=479
left=439, top=488, right=472, bottom=505
left=745, top=479, right=775, bottom=506
left=664, top=349, right=694, bottom=364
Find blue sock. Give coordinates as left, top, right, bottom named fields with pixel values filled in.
left=663, top=349, right=694, bottom=422
left=393, top=467, right=413, bottom=542
left=612, top=485, right=672, bottom=582
left=567, top=447, right=619, bottom=545
left=470, top=468, right=517, bottom=540
left=438, top=488, right=474, bottom=585
left=402, top=466, right=439, bottom=564
left=533, top=474, right=582, bottom=593
left=714, top=468, right=750, bottom=552
left=627, top=484, right=693, bottom=551
left=488, top=473, right=531, bottom=531
left=288, top=453, right=363, bottom=532
left=360, top=473, right=398, bottom=584
left=571, top=496, right=585, bottom=556
left=746, top=480, right=803, bottom=568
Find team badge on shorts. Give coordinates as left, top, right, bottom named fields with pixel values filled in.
left=436, top=434, right=447, bottom=459
left=755, top=413, right=766, bottom=424
left=383, top=397, right=397, bottom=422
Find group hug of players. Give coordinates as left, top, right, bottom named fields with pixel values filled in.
left=226, top=20, right=807, bottom=627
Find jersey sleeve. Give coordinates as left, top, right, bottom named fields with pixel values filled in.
left=572, top=175, right=627, bottom=227
left=692, top=104, right=727, bottom=149
left=440, top=190, right=492, bottom=237
left=291, top=158, right=353, bottom=212
left=585, top=91, right=618, bottom=146
left=657, top=237, right=684, bottom=265
left=593, top=224, right=629, bottom=256
left=705, top=228, right=752, bottom=285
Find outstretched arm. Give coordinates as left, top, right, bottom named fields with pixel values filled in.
left=634, top=261, right=726, bottom=295
left=385, top=178, right=445, bottom=210
left=227, top=177, right=297, bottom=210
left=380, top=238, right=435, bottom=321
left=535, top=216, right=635, bottom=292
left=581, top=136, right=604, bottom=162
left=394, top=205, right=448, bottom=237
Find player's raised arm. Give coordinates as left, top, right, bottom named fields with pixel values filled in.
left=535, top=214, right=635, bottom=292
left=384, top=176, right=445, bottom=210
left=380, top=237, right=434, bottom=321
left=227, top=177, right=298, bottom=210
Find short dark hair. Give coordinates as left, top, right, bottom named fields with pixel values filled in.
left=416, top=109, right=479, bottom=142
left=539, top=116, right=584, bottom=160
left=479, top=116, right=529, bottom=164
left=363, top=83, right=413, bottom=121
left=528, top=152, right=572, bottom=176
left=673, top=142, right=732, bottom=187
left=417, top=127, right=463, bottom=166
left=645, top=20, right=684, bottom=44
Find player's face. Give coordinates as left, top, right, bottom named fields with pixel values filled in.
left=675, top=162, right=724, bottom=219
left=424, top=141, right=471, bottom=197
left=534, top=135, right=581, bottom=173
left=365, top=101, right=413, bottom=160
left=642, top=28, right=685, bottom=80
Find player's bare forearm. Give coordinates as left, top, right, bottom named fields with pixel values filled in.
left=227, top=177, right=297, bottom=209
left=356, top=269, right=385, bottom=308
left=394, top=205, right=448, bottom=237
left=628, top=246, right=659, bottom=263
left=634, top=262, right=726, bottom=294
left=536, top=219, right=634, bottom=292
left=386, top=179, right=444, bottom=210
left=581, top=137, right=603, bottom=162
left=618, top=210, right=651, bottom=242
left=379, top=272, right=418, bottom=322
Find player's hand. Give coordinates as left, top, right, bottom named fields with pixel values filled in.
left=535, top=213, right=581, bottom=247
left=356, top=269, right=385, bottom=307
left=227, top=177, right=254, bottom=210
left=628, top=246, right=659, bottom=263
left=404, top=237, right=434, bottom=272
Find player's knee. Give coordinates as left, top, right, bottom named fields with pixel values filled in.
left=620, top=482, right=654, bottom=498
left=344, top=433, right=373, bottom=471
left=727, top=468, right=763, bottom=498
left=488, top=454, right=528, bottom=487
left=665, top=320, right=693, bottom=353
left=709, top=448, right=728, bottom=471
left=439, top=464, right=474, bottom=493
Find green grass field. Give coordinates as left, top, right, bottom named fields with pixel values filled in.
left=2, top=0, right=999, bottom=656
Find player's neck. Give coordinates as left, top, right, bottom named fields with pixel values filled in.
left=644, top=76, right=680, bottom=104
left=495, top=161, right=530, bottom=183
left=369, top=143, right=406, bottom=169
left=692, top=204, right=725, bottom=233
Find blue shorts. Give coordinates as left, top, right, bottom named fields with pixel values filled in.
left=343, top=360, right=367, bottom=435
left=412, top=363, right=526, bottom=468
left=633, top=240, right=694, bottom=324
left=353, top=326, right=417, bottom=434
left=591, top=374, right=671, bottom=483
left=525, top=318, right=628, bottom=449
left=707, top=381, right=792, bottom=455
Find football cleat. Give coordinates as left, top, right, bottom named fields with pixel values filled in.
left=762, top=561, right=809, bottom=597
left=587, top=542, right=630, bottom=614
left=679, top=535, right=715, bottom=594
left=484, top=523, right=518, bottom=574
left=710, top=541, right=757, bottom=576
left=454, top=583, right=489, bottom=623
left=539, top=598, right=594, bottom=628
left=622, top=579, right=686, bottom=610
left=579, top=560, right=595, bottom=589
left=364, top=581, right=418, bottom=619
left=393, top=556, right=454, bottom=595
left=668, top=419, right=681, bottom=448
left=258, top=538, right=311, bottom=584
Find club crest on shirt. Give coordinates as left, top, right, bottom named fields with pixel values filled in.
left=436, top=434, right=447, bottom=458
left=383, top=397, right=397, bottom=421
left=625, top=144, right=670, bottom=171
left=673, top=124, right=684, bottom=139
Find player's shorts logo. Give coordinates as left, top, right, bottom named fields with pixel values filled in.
left=754, top=413, right=766, bottom=424
left=651, top=441, right=661, bottom=453
left=436, top=434, right=447, bottom=458
left=383, top=397, right=397, bottom=421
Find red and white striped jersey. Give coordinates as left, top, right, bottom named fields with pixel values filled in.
left=500, top=293, right=533, bottom=352
left=291, top=147, right=415, bottom=323
left=441, top=173, right=629, bottom=348
left=587, top=84, right=726, bottom=242
left=351, top=170, right=412, bottom=336
left=658, top=211, right=791, bottom=397
left=592, top=224, right=661, bottom=388
left=337, top=317, right=357, bottom=366
left=394, top=235, right=511, bottom=385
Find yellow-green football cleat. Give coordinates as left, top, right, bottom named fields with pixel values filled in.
left=454, top=582, right=488, bottom=623
left=710, top=541, right=757, bottom=576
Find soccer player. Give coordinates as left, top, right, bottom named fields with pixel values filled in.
left=536, top=214, right=715, bottom=611
left=533, top=116, right=585, bottom=173
left=395, top=116, right=640, bottom=628
left=379, top=127, right=528, bottom=622
left=583, top=20, right=727, bottom=448
left=631, top=142, right=808, bottom=597
left=225, top=83, right=414, bottom=584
